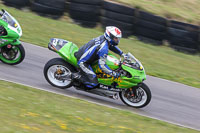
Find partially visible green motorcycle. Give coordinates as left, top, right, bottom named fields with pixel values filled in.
left=44, top=38, right=151, bottom=108
left=0, top=9, right=25, bottom=65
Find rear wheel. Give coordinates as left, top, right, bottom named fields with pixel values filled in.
left=119, top=83, right=151, bottom=108
left=0, top=44, right=25, bottom=65
left=44, top=58, right=75, bottom=89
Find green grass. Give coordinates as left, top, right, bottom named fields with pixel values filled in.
left=0, top=3, right=200, bottom=88
left=113, top=0, right=200, bottom=24
left=0, top=80, right=199, bottom=133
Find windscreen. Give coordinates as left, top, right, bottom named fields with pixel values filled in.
left=1, top=11, right=18, bottom=28
left=49, top=38, right=69, bottom=51
left=124, top=52, right=143, bottom=70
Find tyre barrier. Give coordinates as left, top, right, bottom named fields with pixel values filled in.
left=102, top=10, right=135, bottom=24
left=69, top=0, right=102, bottom=27
left=133, top=18, right=167, bottom=44
left=101, top=17, right=134, bottom=38
left=138, top=11, right=167, bottom=26
left=69, top=0, right=102, bottom=5
left=31, top=0, right=66, bottom=15
left=133, top=10, right=168, bottom=44
left=169, top=36, right=198, bottom=53
left=103, top=0, right=135, bottom=16
left=3, top=0, right=30, bottom=8
left=170, top=20, right=199, bottom=31
left=2, top=0, right=200, bottom=53
left=134, top=26, right=166, bottom=42
left=102, top=1, right=135, bottom=37
left=167, top=20, right=200, bottom=52
left=136, top=19, right=166, bottom=32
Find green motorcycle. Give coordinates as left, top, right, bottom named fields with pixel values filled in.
left=0, top=9, right=25, bottom=65
left=44, top=38, right=151, bottom=108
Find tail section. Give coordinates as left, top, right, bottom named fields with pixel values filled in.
left=48, top=38, right=79, bottom=67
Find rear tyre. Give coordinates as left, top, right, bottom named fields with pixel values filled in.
left=44, top=58, right=75, bottom=89
left=119, top=83, right=151, bottom=108
left=0, top=44, right=25, bottom=65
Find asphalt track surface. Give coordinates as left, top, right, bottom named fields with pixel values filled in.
left=0, top=42, right=200, bottom=131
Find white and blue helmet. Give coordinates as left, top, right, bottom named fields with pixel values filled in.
left=104, top=26, right=122, bottom=46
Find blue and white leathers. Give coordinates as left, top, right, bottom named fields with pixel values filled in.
left=75, top=35, right=123, bottom=88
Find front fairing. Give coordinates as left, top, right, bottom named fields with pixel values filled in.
left=0, top=10, right=22, bottom=39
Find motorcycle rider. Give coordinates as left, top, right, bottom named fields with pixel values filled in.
left=74, top=26, right=124, bottom=89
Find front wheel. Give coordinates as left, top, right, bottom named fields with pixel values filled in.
left=0, top=44, right=25, bottom=65
left=119, top=83, right=151, bottom=108
left=44, top=58, right=75, bottom=89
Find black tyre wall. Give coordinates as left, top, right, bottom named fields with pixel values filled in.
left=102, top=10, right=135, bottom=24
left=69, top=3, right=100, bottom=14
left=34, top=0, right=66, bottom=9
left=69, top=0, right=102, bottom=5
left=69, top=2, right=101, bottom=27
left=31, top=2, right=65, bottom=15
left=167, top=28, right=199, bottom=41
left=169, top=37, right=198, bottom=49
left=101, top=1, right=135, bottom=37
left=138, top=11, right=167, bottom=26
left=101, top=17, right=133, bottom=30
left=101, top=17, right=133, bottom=38
left=134, top=27, right=166, bottom=41
left=31, top=0, right=66, bottom=15
left=134, top=11, right=167, bottom=42
left=167, top=20, right=200, bottom=52
left=3, top=0, right=30, bottom=7
left=69, top=11, right=99, bottom=22
left=136, top=19, right=166, bottom=32
left=170, top=20, right=199, bottom=31
left=103, top=0, right=135, bottom=16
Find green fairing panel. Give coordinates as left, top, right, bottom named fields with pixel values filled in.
left=0, top=19, right=8, bottom=27
left=121, top=65, right=146, bottom=83
left=97, top=65, right=146, bottom=88
left=0, top=20, right=20, bottom=46
left=0, top=20, right=20, bottom=40
left=92, top=53, right=119, bottom=73
left=58, top=42, right=79, bottom=67
left=92, top=53, right=146, bottom=88
left=98, top=78, right=137, bottom=88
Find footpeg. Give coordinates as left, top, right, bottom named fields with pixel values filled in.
left=72, top=72, right=81, bottom=79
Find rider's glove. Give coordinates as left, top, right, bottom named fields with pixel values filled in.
left=111, top=71, right=120, bottom=79
left=122, top=53, right=128, bottom=59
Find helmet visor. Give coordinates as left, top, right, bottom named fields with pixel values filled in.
left=113, top=37, right=120, bottom=43
left=110, top=33, right=121, bottom=44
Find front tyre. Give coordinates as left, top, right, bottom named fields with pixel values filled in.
left=119, top=83, right=151, bottom=108
left=44, top=58, right=75, bottom=89
left=0, top=44, right=25, bottom=65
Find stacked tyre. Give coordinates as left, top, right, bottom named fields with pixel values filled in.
left=3, top=0, right=30, bottom=8
left=167, top=20, right=200, bottom=53
left=102, top=1, right=135, bottom=38
left=69, top=0, right=102, bottom=28
left=31, top=0, right=66, bottom=15
left=134, top=11, right=167, bottom=44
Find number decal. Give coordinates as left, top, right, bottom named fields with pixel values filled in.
left=52, top=39, right=58, bottom=46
